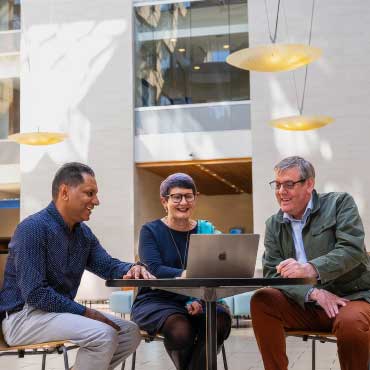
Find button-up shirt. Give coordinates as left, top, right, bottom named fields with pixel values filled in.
left=283, top=196, right=313, bottom=263
left=0, top=202, right=133, bottom=317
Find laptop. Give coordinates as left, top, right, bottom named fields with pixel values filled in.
left=186, top=234, right=260, bottom=278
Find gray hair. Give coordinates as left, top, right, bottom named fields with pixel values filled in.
left=274, top=156, right=315, bottom=179
left=159, top=173, right=197, bottom=197
left=52, top=162, right=95, bottom=201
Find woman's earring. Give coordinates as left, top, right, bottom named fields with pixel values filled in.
left=165, top=207, right=168, bottom=213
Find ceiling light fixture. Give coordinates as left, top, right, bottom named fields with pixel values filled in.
left=8, top=131, right=68, bottom=146
left=226, top=0, right=321, bottom=72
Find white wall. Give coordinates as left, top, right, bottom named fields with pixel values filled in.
left=249, top=0, right=370, bottom=269
left=21, top=0, right=135, bottom=300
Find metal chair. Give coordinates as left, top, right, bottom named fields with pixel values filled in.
left=0, top=251, right=78, bottom=370
left=123, top=330, right=229, bottom=370
left=286, top=330, right=370, bottom=370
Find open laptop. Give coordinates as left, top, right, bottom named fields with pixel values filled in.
left=186, top=234, right=260, bottom=278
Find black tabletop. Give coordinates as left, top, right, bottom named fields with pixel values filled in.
left=106, top=277, right=316, bottom=288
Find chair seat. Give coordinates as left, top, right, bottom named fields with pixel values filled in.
left=286, top=330, right=335, bottom=338
left=139, top=330, right=164, bottom=342
left=0, top=340, right=73, bottom=352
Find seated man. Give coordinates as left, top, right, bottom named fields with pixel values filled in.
left=251, top=156, right=370, bottom=370
left=0, top=162, right=154, bottom=370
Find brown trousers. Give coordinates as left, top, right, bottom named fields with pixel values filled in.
left=251, top=288, right=370, bottom=370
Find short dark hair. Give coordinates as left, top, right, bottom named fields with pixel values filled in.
left=52, top=162, right=95, bottom=200
left=159, top=173, right=197, bottom=197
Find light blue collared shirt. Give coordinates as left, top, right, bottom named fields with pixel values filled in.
left=283, top=196, right=313, bottom=263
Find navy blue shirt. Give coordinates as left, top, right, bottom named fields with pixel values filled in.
left=0, top=202, right=133, bottom=317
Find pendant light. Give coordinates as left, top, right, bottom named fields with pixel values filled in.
left=269, top=0, right=334, bottom=130
left=226, top=0, right=321, bottom=72
left=9, top=0, right=68, bottom=145
left=8, top=130, right=68, bottom=145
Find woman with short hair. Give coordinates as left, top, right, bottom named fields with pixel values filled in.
left=131, top=173, right=231, bottom=370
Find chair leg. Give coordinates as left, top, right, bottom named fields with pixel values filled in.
left=41, top=353, right=46, bottom=370
left=221, top=344, right=228, bottom=370
left=311, top=339, right=316, bottom=370
left=62, top=346, right=70, bottom=370
left=121, top=359, right=125, bottom=370
left=131, top=350, right=136, bottom=370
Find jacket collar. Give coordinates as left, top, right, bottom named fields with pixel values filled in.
left=276, top=189, right=320, bottom=223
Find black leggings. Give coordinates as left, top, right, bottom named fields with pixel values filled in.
left=160, top=309, right=231, bottom=370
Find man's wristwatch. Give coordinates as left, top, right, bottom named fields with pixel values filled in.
left=133, top=261, right=147, bottom=268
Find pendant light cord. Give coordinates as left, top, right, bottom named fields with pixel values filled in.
left=283, top=0, right=316, bottom=114
left=264, top=0, right=281, bottom=43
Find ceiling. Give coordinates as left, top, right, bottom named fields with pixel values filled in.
left=137, top=158, right=252, bottom=195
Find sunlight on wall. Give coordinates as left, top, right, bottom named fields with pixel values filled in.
left=21, top=17, right=127, bottom=172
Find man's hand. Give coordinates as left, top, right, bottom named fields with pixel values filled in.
left=123, top=264, right=156, bottom=280
left=84, top=307, right=120, bottom=331
left=277, top=258, right=318, bottom=278
left=309, top=288, right=349, bottom=318
left=186, top=301, right=203, bottom=316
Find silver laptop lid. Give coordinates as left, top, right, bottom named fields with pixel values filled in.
left=186, top=234, right=260, bottom=278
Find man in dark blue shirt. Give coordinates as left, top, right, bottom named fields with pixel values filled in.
left=0, top=162, right=154, bottom=370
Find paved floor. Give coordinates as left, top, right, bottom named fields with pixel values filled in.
left=0, top=324, right=340, bottom=370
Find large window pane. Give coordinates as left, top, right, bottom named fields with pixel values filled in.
left=0, top=0, right=21, bottom=31
left=0, top=78, right=19, bottom=139
left=134, top=0, right=249, bottom=107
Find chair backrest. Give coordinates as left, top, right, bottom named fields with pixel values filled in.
left=0, top=253, right=9, bottom=347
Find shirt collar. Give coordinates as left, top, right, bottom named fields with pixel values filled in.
left=283, top=195, right=313, bottom=223
left=46, top=201, right=81, bottom=233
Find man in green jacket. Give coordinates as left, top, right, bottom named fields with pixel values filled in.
left=251, top=156, right=370, bottom=370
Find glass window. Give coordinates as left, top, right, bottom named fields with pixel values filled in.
left=134, top=0, right=249, bottom=107
left=0, top=78, right=19, bottom=139
left=0, top=0, right=21, bottom=31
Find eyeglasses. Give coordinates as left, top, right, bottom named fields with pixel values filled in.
left=166, top=193, right=195, bottom=203
left=269, top=179, right=306, bottom=191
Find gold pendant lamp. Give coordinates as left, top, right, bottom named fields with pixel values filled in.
left=9, top=3, right=68, bottom=146
left=226, top=43, right=321, bottom=72
left=268, top=0, right=333, bottom=130
left=8, top=131, right=68, bottom=145
left=269, top=115, right=334, bottom=131
left=226, top=0, right=322, bottom=73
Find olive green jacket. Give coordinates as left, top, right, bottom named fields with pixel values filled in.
left=263, top=190, right=370, bottom=307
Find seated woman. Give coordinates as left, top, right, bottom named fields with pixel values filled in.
left=131, top=173, right=231, bottom=370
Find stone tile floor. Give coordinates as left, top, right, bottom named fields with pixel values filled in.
left=0, top=306, right=340, bottom=370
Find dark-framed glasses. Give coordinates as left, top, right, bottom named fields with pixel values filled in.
left=166, top=193, right=195, bottom=203
left=269, top=179, right=306, bottom=191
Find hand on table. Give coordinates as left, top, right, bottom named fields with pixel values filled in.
left=277, top=258, right=318, bottom=278
left=84, top=307, right=120, bottom=331
left=123, top=264, right=156, bottom=280
left=309, top=288, right=349, bottom=318
left=186, top=300, right=203, bottom=316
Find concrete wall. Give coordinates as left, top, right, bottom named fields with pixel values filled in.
left=21, top=0, right=134, bottom=299
left=249, top=0, right=370, bottom=269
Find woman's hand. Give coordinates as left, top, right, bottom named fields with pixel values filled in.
left=180, top=270, right=187, bottom=278
left=123, top=264, right=156, bottom=279
left=186, top=301, right=203, bottom=316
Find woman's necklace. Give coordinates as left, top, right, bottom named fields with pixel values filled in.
left=167, top=226, right=190, bottom=270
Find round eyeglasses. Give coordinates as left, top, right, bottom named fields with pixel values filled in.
left=166, top=193, right=195, bottom=203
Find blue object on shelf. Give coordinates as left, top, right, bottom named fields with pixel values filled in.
left=0, top=199, right=20, bottom=209
left=229, top=227, right=244, bottom=234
